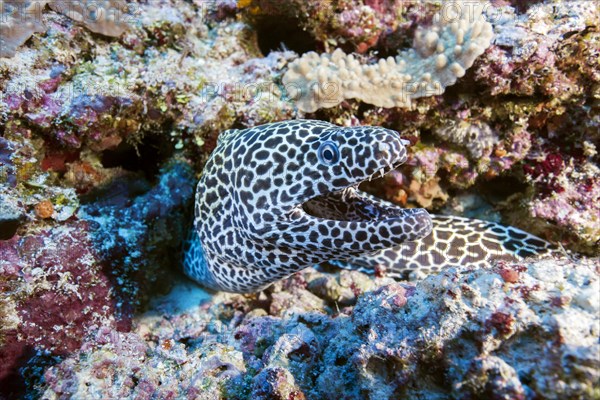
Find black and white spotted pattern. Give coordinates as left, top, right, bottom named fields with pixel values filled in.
left=184, top=119, right=556, bottom=293
left=184, top=119, right=431, bottom=292
left=312, top=190, right=558, bottom=278
left=330, top=214, right=558, bottom=278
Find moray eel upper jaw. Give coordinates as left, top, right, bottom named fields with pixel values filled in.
left=287, top=125, right=410, bottom=206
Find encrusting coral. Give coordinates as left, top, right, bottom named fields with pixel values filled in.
left=0, top=0, right=130, bottom=58
left=282, top=0, right=494, bottom=112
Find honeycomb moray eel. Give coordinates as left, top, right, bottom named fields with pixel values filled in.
left=184, top=120, right=557, bottom=293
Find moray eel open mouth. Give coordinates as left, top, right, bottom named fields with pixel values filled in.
left=185, top=119, right=558, bottom=293
left=185, top=119, right=434, bottom=292
left=302, top=174, right=404, bottom=223
left=300, top=137, right=421, bottom=224
left=283, top=132, right=432, bottom=256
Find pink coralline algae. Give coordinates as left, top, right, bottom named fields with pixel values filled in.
left=523, top=152, right=566, bottom=195
left=520, top=141, right=600, bottom=255
left=0, top=222, right=121, bottom=395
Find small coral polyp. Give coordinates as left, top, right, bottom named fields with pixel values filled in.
left=283, top=0, right=494, bottom=112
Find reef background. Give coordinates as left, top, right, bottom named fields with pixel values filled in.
left=0, top=0, right=598, bottom=399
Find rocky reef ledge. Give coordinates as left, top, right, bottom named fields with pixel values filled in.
left=41, top=258, right=600, bottom=399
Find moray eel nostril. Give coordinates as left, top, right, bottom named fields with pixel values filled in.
left=183, top=119, right=558, bottom=293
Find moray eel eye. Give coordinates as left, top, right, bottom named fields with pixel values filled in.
left=318, top=141, right=340, bottom=165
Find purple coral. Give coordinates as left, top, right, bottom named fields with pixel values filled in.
left=0, top=221, right=122, bottom=395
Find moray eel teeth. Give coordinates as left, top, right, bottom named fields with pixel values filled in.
left=184, top=119, right=432, bottom=293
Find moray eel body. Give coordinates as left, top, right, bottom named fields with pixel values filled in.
left=329, top=215, right=557, bottom=279
left=184, top=120, right=555, bottom=293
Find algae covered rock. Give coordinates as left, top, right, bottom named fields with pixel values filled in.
left=0, top=0, right=131, bottom=58
left=36, top=258, right=600, bottom=400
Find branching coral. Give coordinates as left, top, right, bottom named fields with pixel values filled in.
left=282, top=1, right=494, bottom=112
left=0, top=0, right=130, bottom=58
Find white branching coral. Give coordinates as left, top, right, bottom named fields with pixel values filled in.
left=282, top=1, right=494, bottom=112
left=0, top=0, right=130, bottom=58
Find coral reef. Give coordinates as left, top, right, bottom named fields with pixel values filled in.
left=0, top=221, right=119, bottom=354
left=0, top=0, right=598, bottom=398
left=282, top=1, right=494, bottom=111
left=0, top=1, right=46, bottom=58
left=0, top=2, right=295, bottom=162
left=238, top=0, right=403, bottom=54
left=474, top=1, right=600, bottom=254
left=350, top=1, right=600, bottom=254
left=0, top=0, right=294, bottom=395
left=0, top=161, right=194, bottom=396
left=37, top=258, right=600, bottom=399
left=520, top=145, right=599, bottom=254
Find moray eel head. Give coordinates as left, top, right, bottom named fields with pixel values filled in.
left=187, top=119, right=432, bottom=292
